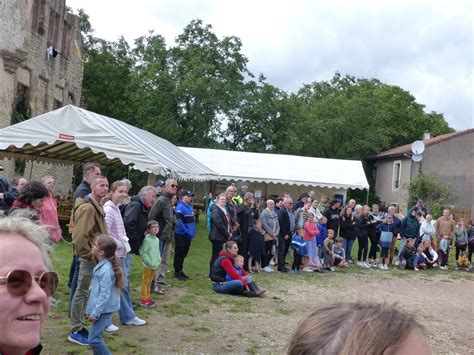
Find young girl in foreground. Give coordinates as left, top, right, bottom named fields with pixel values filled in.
left=86, top=235, right=124, bottom=355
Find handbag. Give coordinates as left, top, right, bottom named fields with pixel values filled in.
left=455, top=239, right=467, bottom=250
left=379, top=230, right=393, bottom=248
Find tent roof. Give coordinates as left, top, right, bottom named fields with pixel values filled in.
left=0, top=105, right=217, bottom=181
left=179, top=147, right=369, bottom=189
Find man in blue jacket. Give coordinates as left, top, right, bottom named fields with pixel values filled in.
left=174, top=190, right=196, bottom=280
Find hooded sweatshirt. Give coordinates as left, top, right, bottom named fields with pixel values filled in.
left=401, top=208, right=420, bottom=238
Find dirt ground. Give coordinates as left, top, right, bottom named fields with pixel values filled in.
left=68, top=271, right=472, bottom=354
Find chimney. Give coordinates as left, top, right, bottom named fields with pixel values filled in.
left=423, top=131, right=430, bottom=140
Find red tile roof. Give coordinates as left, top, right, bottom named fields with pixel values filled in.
left=368, top=128, right=474, bottom=160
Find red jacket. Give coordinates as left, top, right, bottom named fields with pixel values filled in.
left=304, top=221, right=320, bottom=241
left=218, top=251, right=248, bottom=288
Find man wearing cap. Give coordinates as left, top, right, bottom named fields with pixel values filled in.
left=174, top=190, right=196, bottom=280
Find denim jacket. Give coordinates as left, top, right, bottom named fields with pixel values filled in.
left=86, top=259, right=121, bottom=320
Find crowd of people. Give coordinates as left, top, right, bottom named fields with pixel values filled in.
left=207, top=186, right=473, bottom=279
left=0, top=162, right=472, bottom=354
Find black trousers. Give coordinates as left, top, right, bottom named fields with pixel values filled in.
left=368, top=233, right=380, bottom=259
left=292, top=252, right=302, bottom=270
left=357, top=236, right=368, bottom=261
left=174, top=233, right=191, bottom=273
left=262, top=240, right=275, bottom=268
left=210, top=240, right=224, bottom=275
left=277, top=235, right=290, bottom=270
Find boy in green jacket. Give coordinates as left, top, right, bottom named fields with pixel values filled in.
left=139, top=220, right=161, bottom=307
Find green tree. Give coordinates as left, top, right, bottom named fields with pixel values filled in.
left=404, top=173, right=458, bottom=218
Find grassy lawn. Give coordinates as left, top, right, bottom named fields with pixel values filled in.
left=43, top=221, right=473, bottom=354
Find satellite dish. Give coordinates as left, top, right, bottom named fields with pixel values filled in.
left=411, top=140, right=425, bottom=155
left=412, top=154, right=423, bottom=162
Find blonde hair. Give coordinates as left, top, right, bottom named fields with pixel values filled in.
left=102, top=180, right=128, bottom=205
left=288, top=303, right=425, bottom=355
left=0, top=215, right=52, bottom=270
left=234, top=255, right=244, bottom=262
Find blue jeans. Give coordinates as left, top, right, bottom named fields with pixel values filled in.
left=118, top=253, right=136, bottom=323
left=89, top=312, right=113, bottom=355
left=397, top=238, right=407, bottom=260
left=212, top=280, right=244, bottom=295
left=68, top=255, right=80, bottom=314
left=342, top=238, right=355, bottom=261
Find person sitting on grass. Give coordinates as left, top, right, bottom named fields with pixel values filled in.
left=226, top=255, right=246, bottom=280
left=457, top=251, right=470, bottom=271
left=139, top=220, right=162, bottom=307
left=399, top=238, right=416, bottom=270
left=414, top=245, right=428, bottom=271
left=211, top=241, right=265, bottom=297
left=332, top=237, right=348, bottom=268
left=422, top=240, right=438, bottom=269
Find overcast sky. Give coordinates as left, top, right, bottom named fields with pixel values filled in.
left=67, top=0, right=473, bottom=131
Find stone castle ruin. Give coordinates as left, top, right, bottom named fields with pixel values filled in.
left=0, top=0, right=84, bottom=196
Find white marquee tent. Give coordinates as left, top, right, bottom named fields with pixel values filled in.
left=179, top=147, right=369, bottom=190
left=0, top=105, right=217, bottom=181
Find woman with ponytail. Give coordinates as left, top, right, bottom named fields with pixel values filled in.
left=102, top=181, right=145, bottom=330
left=86, top=235, right=123, bottom=354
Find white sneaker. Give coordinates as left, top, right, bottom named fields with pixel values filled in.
left=395, top=260, right=400, bottom=266
left=378, top=264, right=384, bottom=270
left=356, top=261, right=363, bottom=267
left=125, top=317, right=146, bottom=326
left=303, top=267, right=313, bottom=272
left=330, top=267, right=336, bottom=272
left=106, top=324, right=119, bottom=332
left=348, top=260, right=353, bottom=264
left=414, top=267, right=419, bottom=271
left=262, top=266, right=273, bottom=273
left=364, top=261, right=371, bottom=268
left=384, top=264, right=389, bottom=270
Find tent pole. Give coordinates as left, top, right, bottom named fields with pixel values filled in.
left=28, top=161, right=34, bottom=180
left=365, top=188, right=369, bottom=205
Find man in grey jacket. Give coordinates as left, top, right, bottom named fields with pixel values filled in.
left=149, top=178, right=177, bottom=286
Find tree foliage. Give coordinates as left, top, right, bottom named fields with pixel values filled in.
left=77, top=12, right=454, bottom=163
left=404, top=173, right=458, bottom=219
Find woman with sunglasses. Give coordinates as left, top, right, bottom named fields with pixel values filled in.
left=0, top=215, right=58, bottom=355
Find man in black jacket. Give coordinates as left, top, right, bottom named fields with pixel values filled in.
left=323, top=199, right=342, bottom=236
left=277, top=197, right=294, bottom=272
left=123, top=185, right=156, bottom=254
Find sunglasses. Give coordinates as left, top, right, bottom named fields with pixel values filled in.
left=0, top=270, right=58, bottom=297
left=171, top=184, right=177, bottom=188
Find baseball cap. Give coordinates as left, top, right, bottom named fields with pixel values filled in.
left=154, top=179, right=165, bottom=188
left=180, top=190, right=194, bottom=197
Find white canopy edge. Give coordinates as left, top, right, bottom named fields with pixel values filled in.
left=0, top=105, right=218, bottom=181
left=179, top=147, right=370, bottom=190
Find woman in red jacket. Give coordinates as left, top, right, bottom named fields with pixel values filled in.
left=210, top=241, right=265, bottom=297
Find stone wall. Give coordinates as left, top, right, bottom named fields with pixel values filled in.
left=0, top=0, right=84, bottom=196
